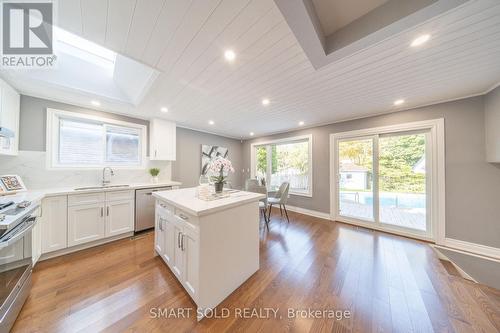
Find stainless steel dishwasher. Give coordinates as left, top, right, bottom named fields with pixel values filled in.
left=135, top=187, right=172, bottom=232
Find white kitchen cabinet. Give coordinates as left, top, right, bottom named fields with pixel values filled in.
left=0, top=78, right=20, bottom=155
left=153, top=188, right=262, bottom=319
left=106, top=199, right=134, bottom=237
left=68, top=190, right=134, bottom=246
left=68, top=203, right=106, bottom=246
left=41, top=196, right=68, bottom=254
left=154, top=207, right=165, bottom=255
left=181, top=223, right=199, bottom=298
left=155, top=205, right=199, bottom=299
left=150, top=118, right=176, bottom=161
left=32, top=215, right=42, bottom=266
left=171, top=221, right=185, bottom=280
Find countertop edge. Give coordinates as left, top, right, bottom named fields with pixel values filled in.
left=153, top=191, right=265, bottom=217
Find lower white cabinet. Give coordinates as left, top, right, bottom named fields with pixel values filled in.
left=106, top=199, right=135, bottom=237
left=156, top=202, right=199, bottom=299
left=68, top=203, right=106, bottom=246
left=68, top=191, right=134, bottom=247
left=32, top=213, right=42, bottom=266
left=41, top=196, right=68, bottom=254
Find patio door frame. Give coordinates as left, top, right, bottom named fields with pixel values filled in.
left=329, top=119, right=446, bottom=242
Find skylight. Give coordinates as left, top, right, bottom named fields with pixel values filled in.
left=54, top=27, right=116, bottom=71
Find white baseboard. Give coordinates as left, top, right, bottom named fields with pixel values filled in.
left=38, top=232, right=134, bottom=262
left=439, top=238, right=500, bottom=262
left=431, top=246, right=477, bottom=282
left=280, top=204, right=331, bottom=220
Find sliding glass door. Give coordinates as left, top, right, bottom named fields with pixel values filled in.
left=378, top=133, right=427, bottom=231
left=335, top=129, right=431, bottom=238
left=338, top=137, right=375, bottom=222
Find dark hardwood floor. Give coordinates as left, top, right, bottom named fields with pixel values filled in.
left=13, top=209, right=500, bottom=332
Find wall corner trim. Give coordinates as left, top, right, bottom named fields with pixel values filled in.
left=437, top=238, right=500, bottom=262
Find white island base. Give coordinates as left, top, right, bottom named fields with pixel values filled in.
left=153, top=188, right=264, bottom=320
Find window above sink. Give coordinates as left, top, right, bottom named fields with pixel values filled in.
left=46, top=109, right=147, bottom=170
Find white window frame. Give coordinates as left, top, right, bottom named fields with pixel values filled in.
left=329, top=119, right=445, bottom=242
left=46, top=108, right=147, bottom=170
left=250, top=134, right=313, bottom=197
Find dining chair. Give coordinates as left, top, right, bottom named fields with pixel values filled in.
left=246, top=183, right=269, bottom=230
left=267, top=182, right=290, bottom=223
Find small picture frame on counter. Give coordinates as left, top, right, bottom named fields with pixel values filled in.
left=0, top=175, right=26, bottom=194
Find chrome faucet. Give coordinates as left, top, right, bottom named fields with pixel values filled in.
left=102, top=167, right=114, bottom=186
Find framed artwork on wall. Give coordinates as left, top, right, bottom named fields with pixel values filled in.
left=201, top=145, right=228, bottom=175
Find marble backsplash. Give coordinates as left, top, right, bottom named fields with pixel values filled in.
left=0, top=150, right=172, bottom=189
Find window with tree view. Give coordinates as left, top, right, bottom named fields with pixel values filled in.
left=253, top=136, right=312, bottom=196
left=49, top=109, right=145, bottom=168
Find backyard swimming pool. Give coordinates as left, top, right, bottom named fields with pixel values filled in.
left=340, top=191, right=426, bottom=209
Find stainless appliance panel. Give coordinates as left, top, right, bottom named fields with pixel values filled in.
left=0, top=213, right=36, bottom=332
left=135, top=187, right=172, bottom=232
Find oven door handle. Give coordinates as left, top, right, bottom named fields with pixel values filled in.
left=0, top=217, right=36, bottom=250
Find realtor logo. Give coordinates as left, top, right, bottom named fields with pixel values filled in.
left=1, top=1, right=56, bottom=67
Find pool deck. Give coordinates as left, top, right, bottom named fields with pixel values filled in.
left=339, top=201, right=426, bottom=231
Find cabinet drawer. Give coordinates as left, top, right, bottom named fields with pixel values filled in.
left=157, top=200, right=174, bottom=215
left=68, top=192, right=105, bottom=206
left=174, top=209, right=199, bottom=231
left=106, top=190, right=134, bottom=202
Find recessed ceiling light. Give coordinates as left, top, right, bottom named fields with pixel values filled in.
left=208, top=120, right=215, bottom=125
left=394, top=99, right=405, bottom=106
left=250, top=132, right=254, bottom=136
left=298, top=121, right=304, bottom=126
left=411, top=34, right=430, bottom=47
left=262, top=99, right=270, bottom=106
left=160, top=107, right=168, bottom=113
left=91, top=100, right=101, bottom=106
left=224, top=50, right=236, bottom=62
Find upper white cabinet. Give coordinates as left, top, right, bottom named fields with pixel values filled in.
left=150, top=118, right=176, bottom=161
left=485, top=86, right=500, bottom=163
left=0, top=78, right=20, bottom=155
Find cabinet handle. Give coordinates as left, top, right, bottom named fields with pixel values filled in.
left=100, top=207, right=103, bottom=217
left=178, top=214, right=188, bottom=221
left=177, top=232, right=181, bottom=248
left=107, top=206, right=109, bottom=216
left=159, top=218, right=164, bottom=231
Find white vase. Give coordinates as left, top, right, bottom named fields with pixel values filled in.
left=151, top=176, right=159, bottom=183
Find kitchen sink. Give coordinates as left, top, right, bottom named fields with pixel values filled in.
left=74, top=185, right=130, bottom=191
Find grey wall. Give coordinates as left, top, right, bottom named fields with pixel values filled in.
left=18, top=95, right=243, bottom=188
left=437, top=248, right=500, bottom=290
left=172, top=127, right=243, bottom=189
left=485, top=85, right=500, bottom=162
left=243, top=96, right=500, bottom=249
left=19, top=95, right=149, bottom=152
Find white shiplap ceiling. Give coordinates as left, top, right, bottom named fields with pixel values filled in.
left=5, top=0, right=500, bottom=139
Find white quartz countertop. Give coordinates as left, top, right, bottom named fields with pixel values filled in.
left=0, top=181, right=182, bottom=199
left=0, top=181, right=182, bottom=229
left=153, top=187, right=265, bottom=217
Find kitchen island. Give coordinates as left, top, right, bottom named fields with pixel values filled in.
left=152, top=187, right=265, bottom=319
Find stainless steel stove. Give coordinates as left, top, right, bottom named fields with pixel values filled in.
left=0, top=198, right=39, bottom=332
